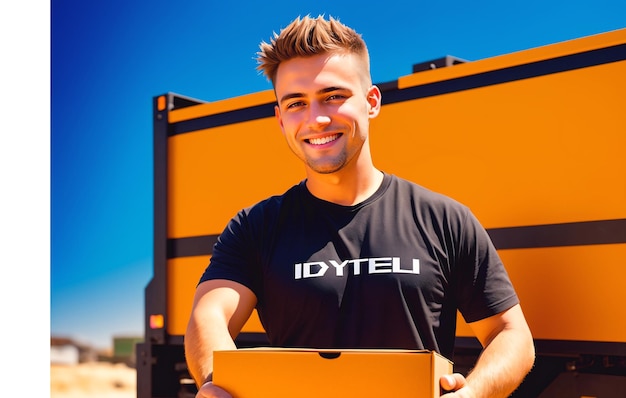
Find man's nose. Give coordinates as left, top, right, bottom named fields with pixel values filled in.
left=308, top=106, right=331, bottom=129
left=314, top=115, right=331, bottom=125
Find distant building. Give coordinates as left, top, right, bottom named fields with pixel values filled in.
left=50, top=337, right=97, bottom=364
left=112, top=335, right=143, bottom=367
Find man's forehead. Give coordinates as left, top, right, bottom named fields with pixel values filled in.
left=274, top=53, right=362, bottom=94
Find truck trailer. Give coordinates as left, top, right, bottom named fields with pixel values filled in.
left=137, top=27, right=626, bottom=397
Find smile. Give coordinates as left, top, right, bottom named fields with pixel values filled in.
left=307, top=134, right=341, bottom=145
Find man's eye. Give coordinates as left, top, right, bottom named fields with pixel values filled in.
left=327, top=94, right=346, bottom=101
left=286, top=101, right=305, bottom=109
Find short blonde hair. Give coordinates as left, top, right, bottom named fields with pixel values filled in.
left=256, top=15, right=371, bottom=86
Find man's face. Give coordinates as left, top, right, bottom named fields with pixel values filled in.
left=273, top=52, right=380, bottom=175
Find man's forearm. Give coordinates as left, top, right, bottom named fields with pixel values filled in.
left=184, top=281, right=257, bottom=388
left=185, top=315, right=237, bottom=387
left=465, top=327, right=535, bottom=397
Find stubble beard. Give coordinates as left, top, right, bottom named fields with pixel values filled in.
left=306, top=151, right=348, bottom=174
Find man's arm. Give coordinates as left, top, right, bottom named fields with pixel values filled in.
left=441, top=304, right=535, bottom=398
left=184, top=279, right=257, bottom=389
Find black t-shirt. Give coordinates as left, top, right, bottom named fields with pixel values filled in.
left=200, top=173, right=519, bottom=359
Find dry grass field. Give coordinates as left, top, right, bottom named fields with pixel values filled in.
left=50, top=362, right=137, bottom=398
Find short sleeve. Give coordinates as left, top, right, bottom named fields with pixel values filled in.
left=455, top=208, right=519, bottom=323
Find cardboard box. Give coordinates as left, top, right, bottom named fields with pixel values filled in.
left=213, top=347, right=453, bottom=398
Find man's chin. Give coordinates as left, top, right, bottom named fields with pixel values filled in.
left=307, top=160, right=346, bottom=175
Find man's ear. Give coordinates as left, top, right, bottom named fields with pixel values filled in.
left=274, top=105, right=285, bottom=132
left=367, top=85, right=382, bottom=118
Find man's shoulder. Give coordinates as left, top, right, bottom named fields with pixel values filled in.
left=242, top=180, right=305, bottom=216
left=390, top=174, right=465, bottom=207
left=389, top=175, right=474, bottom=234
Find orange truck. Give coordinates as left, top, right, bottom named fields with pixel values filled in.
left=136, top=28, right=626, bottom=398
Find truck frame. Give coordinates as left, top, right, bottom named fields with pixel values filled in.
left=137, top=28, right=626, bottom=397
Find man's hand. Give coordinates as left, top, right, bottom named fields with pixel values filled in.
left=440, top=373, right=475, bottom=397
left=196, top=381, right=232, bottom=398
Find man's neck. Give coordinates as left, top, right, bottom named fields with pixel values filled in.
left=305, top=166, right=384, bottom=206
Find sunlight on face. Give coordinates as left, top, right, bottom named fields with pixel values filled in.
left=274, top=53, right=380, bottom=175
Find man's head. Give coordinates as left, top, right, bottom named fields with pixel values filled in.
left=257, top=16, right=381, bottom=178
left=256, top=15, right=371, bottom=89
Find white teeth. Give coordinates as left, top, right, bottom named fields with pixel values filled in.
left=309, top=134, right=339, bottom=145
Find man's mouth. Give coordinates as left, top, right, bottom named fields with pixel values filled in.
left=306, top=134, right=341, bottom=145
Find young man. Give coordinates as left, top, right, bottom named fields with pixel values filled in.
left=185, top=15, right=535, bottom=398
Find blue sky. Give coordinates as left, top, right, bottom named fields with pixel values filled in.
left=38, top=1, right=626, bottom=351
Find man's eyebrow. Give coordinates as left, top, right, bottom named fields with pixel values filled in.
left=278, top=92, right=304, bottom=105
left=319, top=86, right=345, bottom=94
left=278, top=87, right=348, bottom=105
